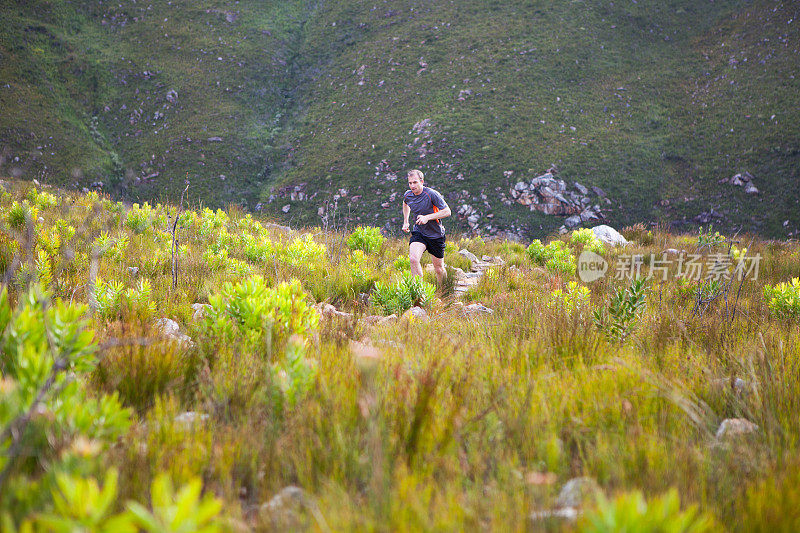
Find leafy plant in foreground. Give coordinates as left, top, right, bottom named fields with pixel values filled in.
left=127, top=473, right=224, bottom=533
left=271, top=336, right=318, bottom=412
left=578, top=488, right=713, bottom=533
left=0, top=286, right=131, bottom=520
left=7, top=201, right=38, bottom=230
left=29, top=469, right=224, bottom=533
left=372, top=271, right=436, bottom=315
left=593, top=278, right=648, bottom=342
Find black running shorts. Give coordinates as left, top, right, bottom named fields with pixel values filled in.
left=410, top=231, right=446, bottom=259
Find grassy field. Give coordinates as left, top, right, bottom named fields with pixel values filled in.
left=1, top=180, right=800, bottom=530
left=1, top=0, right=798, bottom=239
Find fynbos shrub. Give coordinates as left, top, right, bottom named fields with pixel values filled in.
left=527, top=239, right=576, bottom=275
left=763, top=278, right=800, bottom=320
left=593, top=277, right=648, bottom=342
left=347, top=226, right=385, bottom=254
left=201, top=276, right=319, bottom=352
left=372, top=272, right=436, bottom=315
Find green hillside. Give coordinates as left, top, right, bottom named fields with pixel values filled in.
left=1, top=0, right=798, bottom=238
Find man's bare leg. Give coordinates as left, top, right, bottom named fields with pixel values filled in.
left=409, top=242, right=426, bottom=277
left=431, top=255, right=446, bottom=284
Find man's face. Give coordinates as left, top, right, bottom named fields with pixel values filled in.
left=408, top=174, right=423, bottom=195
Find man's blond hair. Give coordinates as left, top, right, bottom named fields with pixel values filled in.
left=408, top=169, right=424, bottom=181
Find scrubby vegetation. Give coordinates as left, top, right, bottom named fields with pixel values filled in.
left=1, top=181, right=800, bottom=530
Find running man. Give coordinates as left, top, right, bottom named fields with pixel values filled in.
left=402, top=169, right=451, bottom=282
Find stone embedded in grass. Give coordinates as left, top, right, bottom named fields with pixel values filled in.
left=264, top=222, right=292, bottom=233
left=402, top=306, right=429, bottom=322
left=155, top=318, right=180, bottom=336
left=716, top=418, right=759, bottom=440
left=359, top=315, right=384, bottom=327
left=529, top=507, right=579, bottom=521
left=525, top=471, right=558, bottom=486
left=317, top=303, right=354, bottom=322
left=458, top=249, right=479, bottom=263
left=349, top=339, right=382, bottom=362
left=260, top=486, right=307, bottom=527
left=376, top=314, right=398, bottom=326
left=556, top=477, right=602, bottom=509
left=530, top=477, right=601, bottom=524
left=191, top=303, right=211, bottom=322
left=154, top=317, right=193, bottom=347
left=464, top=303, right=494, bottom=316
left=174, top=411, right=209, bottom=426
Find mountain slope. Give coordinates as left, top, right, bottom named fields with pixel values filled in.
left=1, top=0, right=798, bottom=238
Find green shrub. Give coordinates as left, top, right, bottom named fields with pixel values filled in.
left=0, top=286, right=131, bottom=520
left=196, top=207, right=229, bottom=238
left=127, top=473, right=224, bottom=532
left=372, top=271, right=436, bottom=315
left=32, top=468, right=225, bottom=533
left=124, top=203, right=153, bottom=234
left=271, top=335, right=318, bottom=411
left=200, top=276, right=319, bottom=353
left=550, top=280, right=591, bottom=315
left=393, top=254, right=411, bottom=271
left=763, top=278, right=800, bottom=320
left=527, top=239, right=576, bottom=275
left=347, top=226, right=385, bottom=254
left=593, top=277, right=648, bottom=342
left=26, top=187, right=58, bottom=210
left=571, top=228, right=606, bottom=255
left=35, top=469, right=135, bottom=532
left=578, top=488, right=713, bottom=532
left=570, top=228, right=596, bottom=246
left=283, top=234, right=326, bottom=268
left=7, top=201, right=38, bottom=229
left=697, top=225, right=726, bottom=248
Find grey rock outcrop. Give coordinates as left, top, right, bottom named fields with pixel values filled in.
left=591, top=225, right=628, bottom=246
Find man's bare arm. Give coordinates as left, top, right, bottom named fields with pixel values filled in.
left=402, top=202, right=411, bottom=232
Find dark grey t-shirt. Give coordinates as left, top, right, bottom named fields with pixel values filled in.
left=403, top=186, right=448, bottom=238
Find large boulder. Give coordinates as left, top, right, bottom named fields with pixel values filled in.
left=591, top=225, right=628, bottom=246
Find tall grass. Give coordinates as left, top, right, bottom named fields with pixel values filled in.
left=1, top=182, right=799, bottom=529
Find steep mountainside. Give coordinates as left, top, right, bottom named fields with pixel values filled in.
left=1, top=0, right=798, bottom=238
